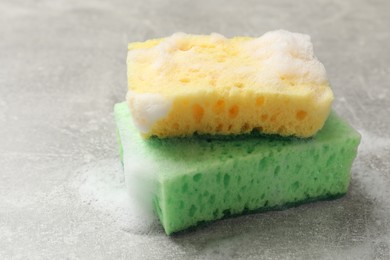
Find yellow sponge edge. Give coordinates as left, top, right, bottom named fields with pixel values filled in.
left=126, top=31, right=333, bottom=138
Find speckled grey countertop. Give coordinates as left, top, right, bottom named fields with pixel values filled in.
left=1, top=0, right=389, bottom=259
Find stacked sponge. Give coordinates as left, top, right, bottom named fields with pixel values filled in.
left=126, top=30, right=333, bottom=138
left=116, top=30, right=361, bottom=234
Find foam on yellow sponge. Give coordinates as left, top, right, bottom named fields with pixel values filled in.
left=127, top=30, right=333, bottom=138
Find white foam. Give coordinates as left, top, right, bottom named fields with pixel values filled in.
left=353, top=130, right=390, bottom=209
left=358, top=129, right=390, bottom=155
left=210, top=32, right=227, bottom=43
left=74, top=159, right=161, bottom=234
left=126, top=91, right=172, bottom=134
left=242, top=30, right=328, bottom=86
left=130, top=30, right=328, bottom=88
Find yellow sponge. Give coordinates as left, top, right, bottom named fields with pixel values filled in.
left=126, top=30, right=333, bottom=138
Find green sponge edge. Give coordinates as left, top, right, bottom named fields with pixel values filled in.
left=114, top=102, right=360, bottom=235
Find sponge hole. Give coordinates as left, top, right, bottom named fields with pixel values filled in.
left=192, top=104, right=204, bottom=122
left=188, top=68, right=199, bottom=73
left=280, top=75, right=295, bottom=86
left=178, top=42, right=192, bottom=51
left=270, top=113, right=279, bottom=122
left=213, top=100, right=225, bottom=114
left=223, top=174, right=230, bottom=188
left=256, top=126, right=264, bottom=132
left=213, top=209, right=219, bottom=218
left=216, top=172, right=221, bottom=183
left=228, top=105, right=239, bottom=118
left=259, top=157, right=269, bottom=169
left=223, top=209, right=231, bottom=217
left=189, top=205, right=197, bottom=217
left=234, top=82, right=244, bottom=88
left=172, top=123, right=180, bottom=130
left=216, top=123, right=224, bottom=132
left=209, top=194, right=216, bottom=204
left=256, top=96, right=265, bottom=106
left=296, top=110, right=307, bottom=121
left=181, top=183, right=188, bottom=192
left=274, top=166, right=281, bottom=176
left=247, top=146, right=255, bottom=154
left=326, top=154, right=336, bottom=167
left=291, top=181, right=300, bottom=191
left=180, top=78, right=190, bottom=84
left=241, top=123, right=250, bottom=132
left=193, top=173, right=202, bottom=182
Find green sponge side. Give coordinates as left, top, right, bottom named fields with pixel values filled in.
left=114, top=102, right=361, bottom=235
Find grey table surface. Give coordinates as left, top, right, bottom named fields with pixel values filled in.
left=1, top=0, right=390, bottom=259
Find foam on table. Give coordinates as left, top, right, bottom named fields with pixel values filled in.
left=126, top=30, right=333, bottom=138
left=114, top=102, right=360, bottom=235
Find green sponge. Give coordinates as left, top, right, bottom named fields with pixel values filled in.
left=114, top=102, right=360, bottom=235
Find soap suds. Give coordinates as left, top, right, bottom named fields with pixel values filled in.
left=210, top=32, right=227, bottom=43
left=126, top=90, right=172, bottom=134
left=357, top=129, right=390, bottom=156
left=73, top=159, right=161, bottom=234
left=353, top=130, right=390, bottom=209
left=242, top=30, right=328, bottom=86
